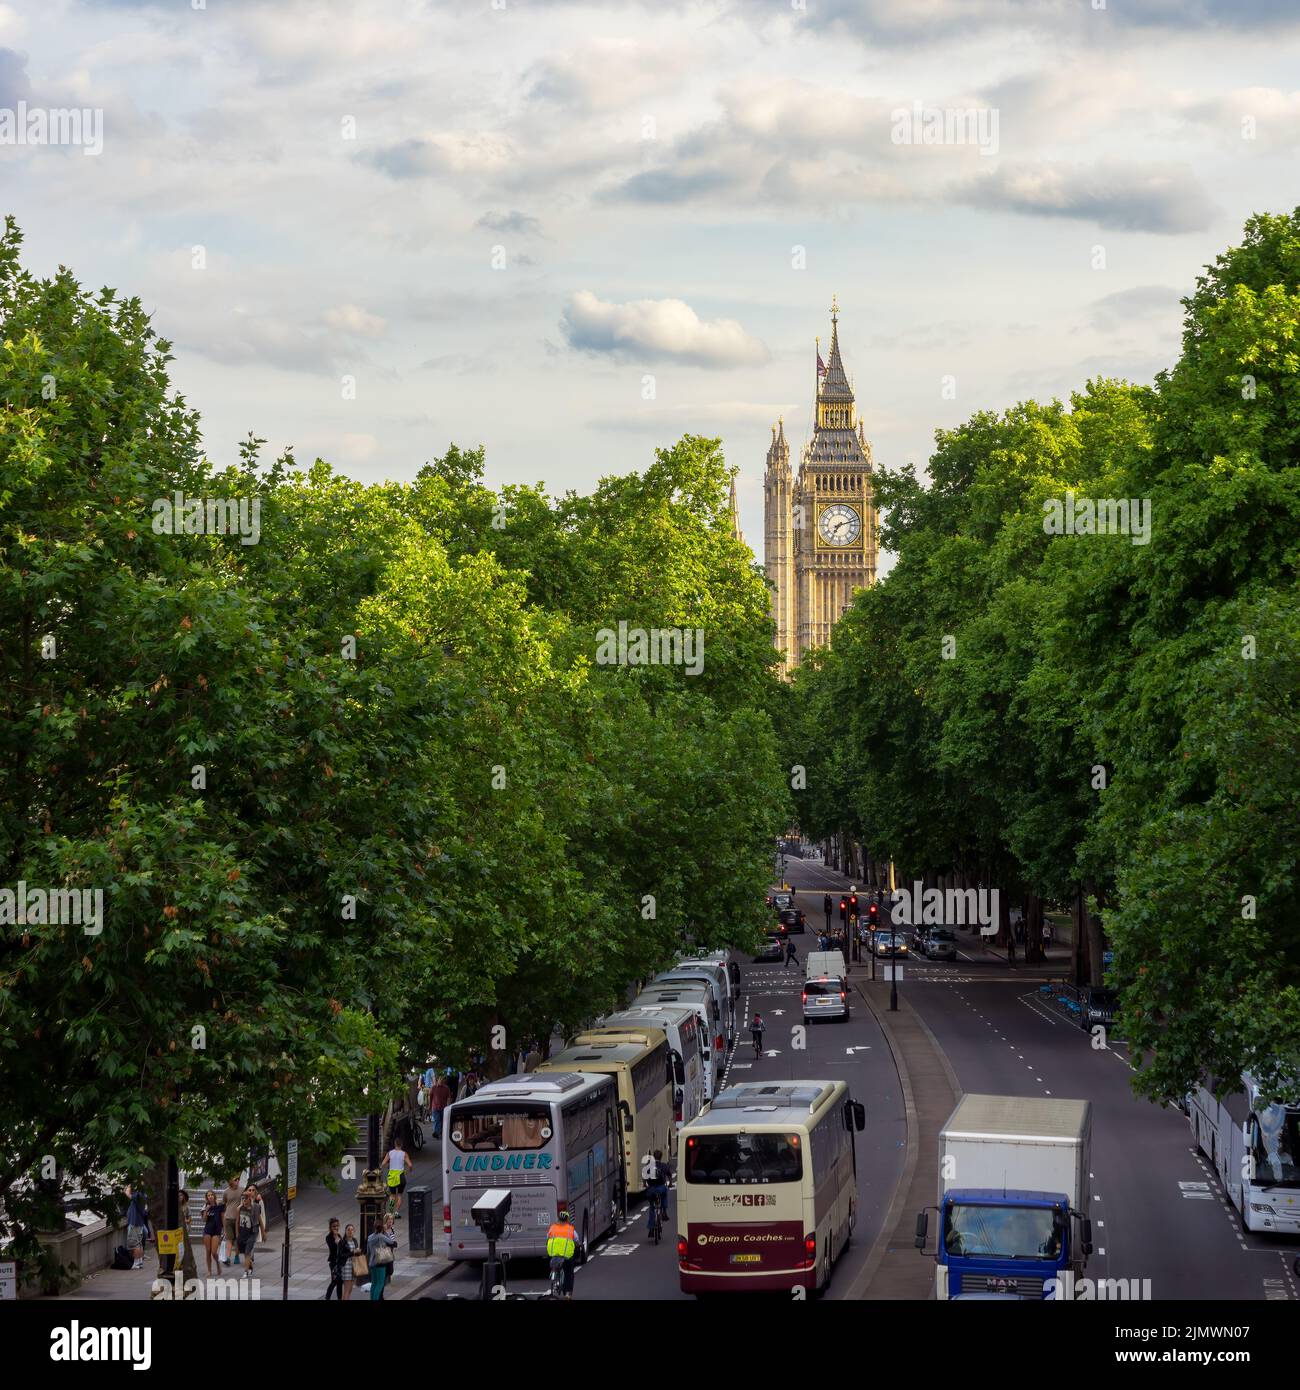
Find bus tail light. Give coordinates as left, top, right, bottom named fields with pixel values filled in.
left=442, top=1204, right=451, bottom=1235
left=676, top=1236, right=688, bottom=1260
left=801, top=1233, right=817, bottom=1268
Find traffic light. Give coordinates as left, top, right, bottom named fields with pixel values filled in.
left=848, top=893, right=858, bottom=920
left=868, top=903, right=879, bottom=927
left=839, top=898, right=847, bottom=922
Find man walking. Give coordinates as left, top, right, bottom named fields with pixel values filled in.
left=784, top=937, right=798, bottom=969
left=430, top=1074, right=452, bottom=1140
left=124, top=1183, right=151, bottom=1271
left=236, top=1186, right=265, bottom=1278
left=220, top=1174, right=241, bottom=1266
left=385, top=1134, right=413, bottom=1218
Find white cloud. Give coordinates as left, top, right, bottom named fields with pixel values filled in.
left=326, top=304, right=387, bottom=337
left=561, top=291, right=770, bottom=368
left=953, top=160, right=1215, bottom=233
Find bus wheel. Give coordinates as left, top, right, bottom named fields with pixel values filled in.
left=577, top=1216, right=590, bottom=1265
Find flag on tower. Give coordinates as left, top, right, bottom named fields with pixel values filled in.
left=817, top=352, right=826, bottom=377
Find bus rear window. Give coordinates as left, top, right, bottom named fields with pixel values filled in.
left=685, top=1133, right=802, bottom=1184
left=450, top=1107, right=550, bottom=1151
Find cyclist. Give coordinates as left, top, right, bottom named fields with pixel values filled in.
left=545, top=1206, right=578, bottom=1300
left=751, top=1013, right=765, bottom=1056
left=646, top=1150, right=671, bottom=1237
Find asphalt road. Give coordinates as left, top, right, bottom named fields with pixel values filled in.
left=785, top=854, right=1300, bottom=1303
left=439, top=853, right=1300, bottom=1300
left=437, top=919, right=905, bottom=1301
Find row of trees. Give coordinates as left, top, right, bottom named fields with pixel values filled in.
left=0, top=217, right=789, bottom=1257
left=781, top=210, right=1300, bottom=1105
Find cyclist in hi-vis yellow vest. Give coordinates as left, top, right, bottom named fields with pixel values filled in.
left=546, top=1206, right=578, bottom=1299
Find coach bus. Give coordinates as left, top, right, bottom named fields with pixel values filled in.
left=539, top=1029, right=677, bottom=1197
left=588, top=1004, right=709, bottom=1120
left=677, top=1079, right=866, bottom=1295
left=1189, top=1071, right=1300, bottom=1234
left=443, top=1071, right=622, bottom=1264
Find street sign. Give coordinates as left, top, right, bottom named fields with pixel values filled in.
left=155, top=1227, right=184, bottom=1256
left=883, top=963, right=904, bottom=982
left=286, top=1138, right=299, bottom=1201
left=0, top=1260, right=16, bottom=1300
left=286, top=1206, right=296, bottom=1230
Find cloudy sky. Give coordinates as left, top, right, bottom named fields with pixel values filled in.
left=4, top=0, right=1299, bottom=560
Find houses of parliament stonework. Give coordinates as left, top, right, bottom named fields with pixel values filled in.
left=764, top=299, right=880, bottom=674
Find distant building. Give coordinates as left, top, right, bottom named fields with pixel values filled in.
left=764, top=298, right=879, bottom=673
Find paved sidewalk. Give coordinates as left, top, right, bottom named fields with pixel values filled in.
left=55, top=1147, right=454, bottom=1303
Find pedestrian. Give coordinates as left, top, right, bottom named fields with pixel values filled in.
left=784, top=937, right=797, bottom=968
left=385, top=1134, right=413, bottom=1218
left=367, top=1214, right=398, bottom=1300
left=124, top=1183, right=151, bottom=1271
left=464, top=1069, right=479, bottom=1098
left=1042, top=922, right=1052, bottom=950
left=325, top=1217, right=346, bottom=1300
left=201, top=1190, right=223, bottom=1277
left=339, top=1222, right=361, bottom=1300
left=727, top=959, right=740, bottom=993
left=220, top=1173, right=242, bottom=1266
left=430, top=1072, right=452, bottom=1138
left=176, top=1189, right=198, bottom=1285
left=236, top=1185, right=265, bottom=1278
left=444, top=1067, right=460, bottom=1101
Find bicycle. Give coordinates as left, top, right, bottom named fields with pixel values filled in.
left=408, top=1115, right=425, bottom=1152
left=548, top=1256, right=570, bottom=1299
left=647, top=1189, right=666, bottom=1245
left=751, top=1030, right=765, bottom=1058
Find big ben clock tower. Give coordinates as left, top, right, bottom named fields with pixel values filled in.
left=764, top=297, right=879, bottom=673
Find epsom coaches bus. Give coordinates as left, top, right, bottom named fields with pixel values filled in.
left=677, top=1080, right=865, bottom=1295
left=443, top=1072, right=622, bottom=1264
left=539, top=1030, right=676, bottom=1197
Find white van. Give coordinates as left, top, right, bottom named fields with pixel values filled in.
left=803, top=951, right=849, bottom=1023
left=635, top=983, right=721, bottom=1093
left=596, top=1004, right=709, bottom=1117
left=658, top=964, right=734, bottom=1047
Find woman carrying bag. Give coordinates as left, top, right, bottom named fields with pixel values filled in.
left=344, top=1223, right=366, bottom=1299
left=366, top=1214, right=398, bottom=1300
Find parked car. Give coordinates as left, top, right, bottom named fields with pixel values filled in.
left=778, top=907, right=807, bottom=934
left=922, top=928, right=957, bottom=961
left=874, top=931, right=908, bottom=958
left=772, top=892, right=794, bottom=912
left=753, top=934, right=784, bottom=963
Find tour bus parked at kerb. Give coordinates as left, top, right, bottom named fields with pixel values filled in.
left=677, top=1080, right=866, bottom=1295
left=1189, top=1071, right=1300, bottom=1234
left=443, top=1072, right=622, bottom=1264
left=635, top=982, right=723, bottom=1083
left=657, top=964, right=733, bottom=1051
left=538, top=1030, right=677, bottom=1197
left=675, top=956, right=738, bottom=1031
left=576, top=1021, right=699, bottom=1130
left=593, top=1005, right=710, bottom=1115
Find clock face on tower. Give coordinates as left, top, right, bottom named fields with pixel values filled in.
left=817, top=503, right=861, bottom=547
